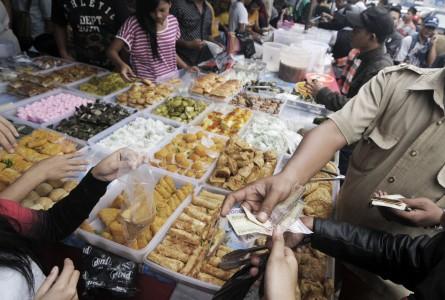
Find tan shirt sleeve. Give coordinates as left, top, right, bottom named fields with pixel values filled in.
left=328, top=70, right=388, bottom=145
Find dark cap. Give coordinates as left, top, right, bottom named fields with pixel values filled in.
left=346, top=6, right=394, bottom=42
left=423, top=15, right=439, bottom=29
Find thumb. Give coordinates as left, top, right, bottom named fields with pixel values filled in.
left=270, top=227, right=285, bottom=259
left=257, top=188, right=286, bottom=223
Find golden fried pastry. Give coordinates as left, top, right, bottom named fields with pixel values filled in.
left=63, top=180, right=77, bottom=193
left=35, top=183, right=53, bottom=196
left=0, top=168, right=21, bottom=184
left=98, top=208, right=120, bottom=226
left=49, top=188, right=68, bottom=202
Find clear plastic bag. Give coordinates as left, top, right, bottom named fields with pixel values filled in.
left=117, top=165, right=156, bottom=242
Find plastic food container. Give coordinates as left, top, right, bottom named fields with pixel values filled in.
left=76, top=168, right=196, bottom=262
left=262, top=42, right=286, bottom=72
left=273, top=29, right=304, bottom=45
left=278, top=46, right=310, bottom=83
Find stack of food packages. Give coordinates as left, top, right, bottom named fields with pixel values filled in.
left=81, top=175, right=194, bottom=251
left=190, top=73, right=241, bottom=101
left=0, top=129, right=79, bottom=210
left=148, top=189, right=238, bottom=286
left=199, top=106, right=252, bottom=137
left=79, top=73, right=129, bottom=97
left=294, top=161, right=337, bottom=300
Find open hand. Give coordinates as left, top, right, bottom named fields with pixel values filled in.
left=0, top=116, right=18, bottom=153
left=33, top=153, right=88, bottom=182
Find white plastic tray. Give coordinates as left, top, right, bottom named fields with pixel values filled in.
left=92, top=112, right=183, bottom=155
left=230, top=92, right=288, bottom=116
left=143, top=186, right=230, bottom=293
left=46, top=100, right=137, bottom=144
left=76, top=167, right=197, bottom=262
left=148, top=126, right=228, bottom=185
left=190, top=102, right=253, bottom=138
left=1, top=88, right=97, bottom=128
left=69, top=73, right=132, bottom=99
left=149, top=95, right=213, bottom=128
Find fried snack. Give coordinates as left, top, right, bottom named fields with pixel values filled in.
left=191, top=73, right=241, bottom=99
left=98, top=208, right=120, bottom=226
left=209, top=137, right=277, bottom=191
left=147, top=190, right=230, bottom=285
left=116, top=82, right=174, bottom=109
left=151, top=131, right=225, bottom=179
left=92, top=176, right=193, bottom=250
left=49, top=188, right=68, bottom=202
left=0, top=168, right=21, bottom=184
left=200, top=107, right=252, bottom=136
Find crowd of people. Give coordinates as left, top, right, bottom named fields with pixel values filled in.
left=0, top=0, right=445, bottom=299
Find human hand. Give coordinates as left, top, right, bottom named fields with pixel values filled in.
left=91, top=148, right=148, bottom=182
left=0, top=116, right=18, bottom=153
left=119, top=63, right=136, bottom=81
left=189, top=39, right=205, bottom=50
left=264, top=229, right=298, bottom=300
left=221, top=173, right=295, bottom=222
left=305, top=80, right=323, bottom=98
left=32, top=153, right=88, bottom=182
left=383, top=197, right=443, bottom=227
left=35, top=258, right=80, bottom=300
left=374, top=191, right=443, bottom=227
left=321, top=12, right=333, bottom=20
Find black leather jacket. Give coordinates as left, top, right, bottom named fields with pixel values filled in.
left=315, top=47, right=393, bottom=111
left=312, top=218, right=445, bottom=300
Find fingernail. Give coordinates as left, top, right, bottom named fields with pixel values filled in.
left=51, top=266, right=58, bottom=273
left=257, top=212, right=268, bottom=222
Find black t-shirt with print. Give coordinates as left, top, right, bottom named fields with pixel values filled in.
left=52, top=0, right=129, bottom=68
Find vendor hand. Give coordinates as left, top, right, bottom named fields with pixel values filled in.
left=119, top=63, right=136, bottom=81
left=305, top=80, right=323, bottom=98
left=35, top=258, right=80, bottom=300
left=33, top=153, right=88, bottom=182
left=189, top=39, right=205, bottom=50
left=91, top=148, right=148, bottom=182
left=221, top=173, right=295, bottom=222
left=379, top=197, right=443, bottom=228
left=321, top=12, right=333, bottom=20
left=263, top=229, right=298, bottom=300
left=0, top=116, right=18, bottom=153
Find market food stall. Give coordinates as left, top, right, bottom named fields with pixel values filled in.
left=0, top=40, right=339, bottom=299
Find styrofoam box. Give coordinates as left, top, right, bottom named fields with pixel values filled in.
left=76, top=166, right=197, bottom=262
left=143, top=185, right=230, bottom=293
left=147, top=126, right=229, bottom=185
left=189, top=102, right=254, bottom=138
left=46, top=100, right=137, bottom=144
left=69, top=72, right=132, bottom=99
left=2, top=88, right=98, bottom=128
left=91, top=112, right=184, bottom=155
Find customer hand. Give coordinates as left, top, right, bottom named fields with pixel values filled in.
left=186, top=65, right=200, bottom=73
left=119, top=63, right=136, bottom=81
left=221, top=173, right=295, bottom=222
left=264, top=229, right=298, bottom=300
left=32, top=153, right=88, bottom=182
left=91, top=148, right=148, bottom=182
left=35, top=258, right=80, bottom=300
left=0, top=116, right=18, bottom=153
left=305, top=80, right=323, bottom=98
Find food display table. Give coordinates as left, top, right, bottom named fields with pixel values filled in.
left=0, top=55, right=340, bottom=300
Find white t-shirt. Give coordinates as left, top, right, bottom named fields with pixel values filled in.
left=353, top=1, right=366, bottom=12
left=0, top=260, right=45, bottom=300
left=229, top=1, right=248, bottom=32
left=395, top=35, right=429, bottom=66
